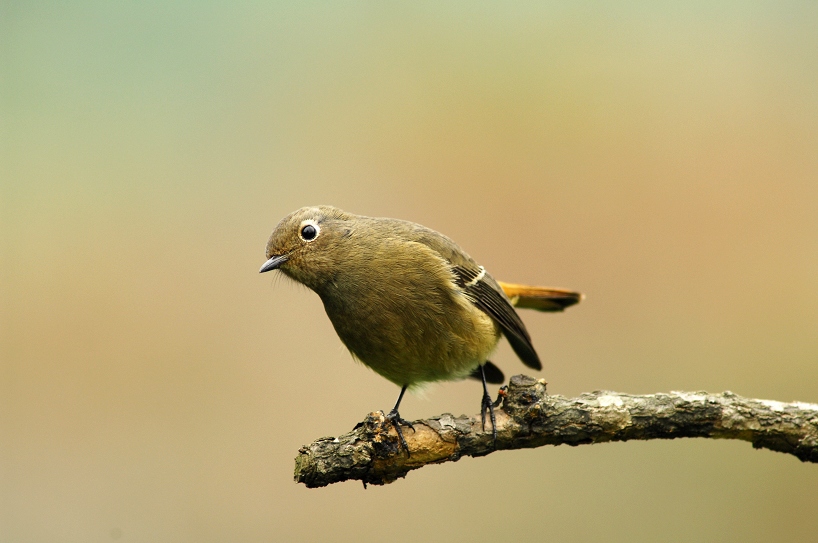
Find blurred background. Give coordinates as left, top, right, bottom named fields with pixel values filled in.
left=2, top=2, right=817, bottom=542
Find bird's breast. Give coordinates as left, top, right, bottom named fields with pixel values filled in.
left=317, top=248, right=500, bottom=386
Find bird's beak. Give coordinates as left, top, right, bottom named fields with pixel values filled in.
left=259, top=254, right=289, bottom=273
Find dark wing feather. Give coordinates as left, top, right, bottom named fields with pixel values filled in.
left=453, top=265, right=542, bottom=371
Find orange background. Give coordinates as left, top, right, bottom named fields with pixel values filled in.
left=3, top=3, right=817, bottom=542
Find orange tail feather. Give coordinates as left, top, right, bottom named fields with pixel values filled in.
left=497, top=281, right=584, bottom=312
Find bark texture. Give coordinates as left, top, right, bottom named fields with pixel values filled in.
left=294, top=375, right=818, bottom=488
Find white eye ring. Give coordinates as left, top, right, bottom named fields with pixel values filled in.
left=299, top=219, right=320, bottom=242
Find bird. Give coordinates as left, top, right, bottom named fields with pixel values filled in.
left=259, top=205, right=581, bottom=453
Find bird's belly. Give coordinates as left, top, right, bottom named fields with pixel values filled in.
left=323, top=292, right=500, bottom=387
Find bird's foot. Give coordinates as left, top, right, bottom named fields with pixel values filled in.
left=480, top=385, right=507, bottom=445
left=481, top=390, right=498, bottom=446
left=385, top=408, right=415, bottom=457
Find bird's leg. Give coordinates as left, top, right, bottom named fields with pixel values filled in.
left=385, top=384, right=415, bottom=456
left=479, top=364, right=498, bottom=445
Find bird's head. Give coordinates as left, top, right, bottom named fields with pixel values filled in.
left=259, top=205, right=353, bottom=290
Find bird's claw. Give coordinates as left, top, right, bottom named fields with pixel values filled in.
left=492, top=385, right=508, bottom=408
left=481, top=390, right=498, bottom=446
left=385, top=408, right=415, bottom=456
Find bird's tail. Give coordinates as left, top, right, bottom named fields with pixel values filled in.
left=497, top=281, right=584, bottom=312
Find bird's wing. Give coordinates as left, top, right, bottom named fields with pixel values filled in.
left=384, top=219, right=542, bottom=371
left=451, top=264, right=542, bottom=371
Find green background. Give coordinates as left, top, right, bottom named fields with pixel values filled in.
left=3, top=2, right=817, bottom=541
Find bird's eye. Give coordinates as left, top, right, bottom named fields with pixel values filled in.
left=299, top=220, right=320, bottom=242
left=301, top=225, right=317, bottom=240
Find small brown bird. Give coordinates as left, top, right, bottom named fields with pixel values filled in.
left=260, top=206, right=581, bottom=451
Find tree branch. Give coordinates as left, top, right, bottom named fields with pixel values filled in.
left=294, top=375, right=818, bottom=488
